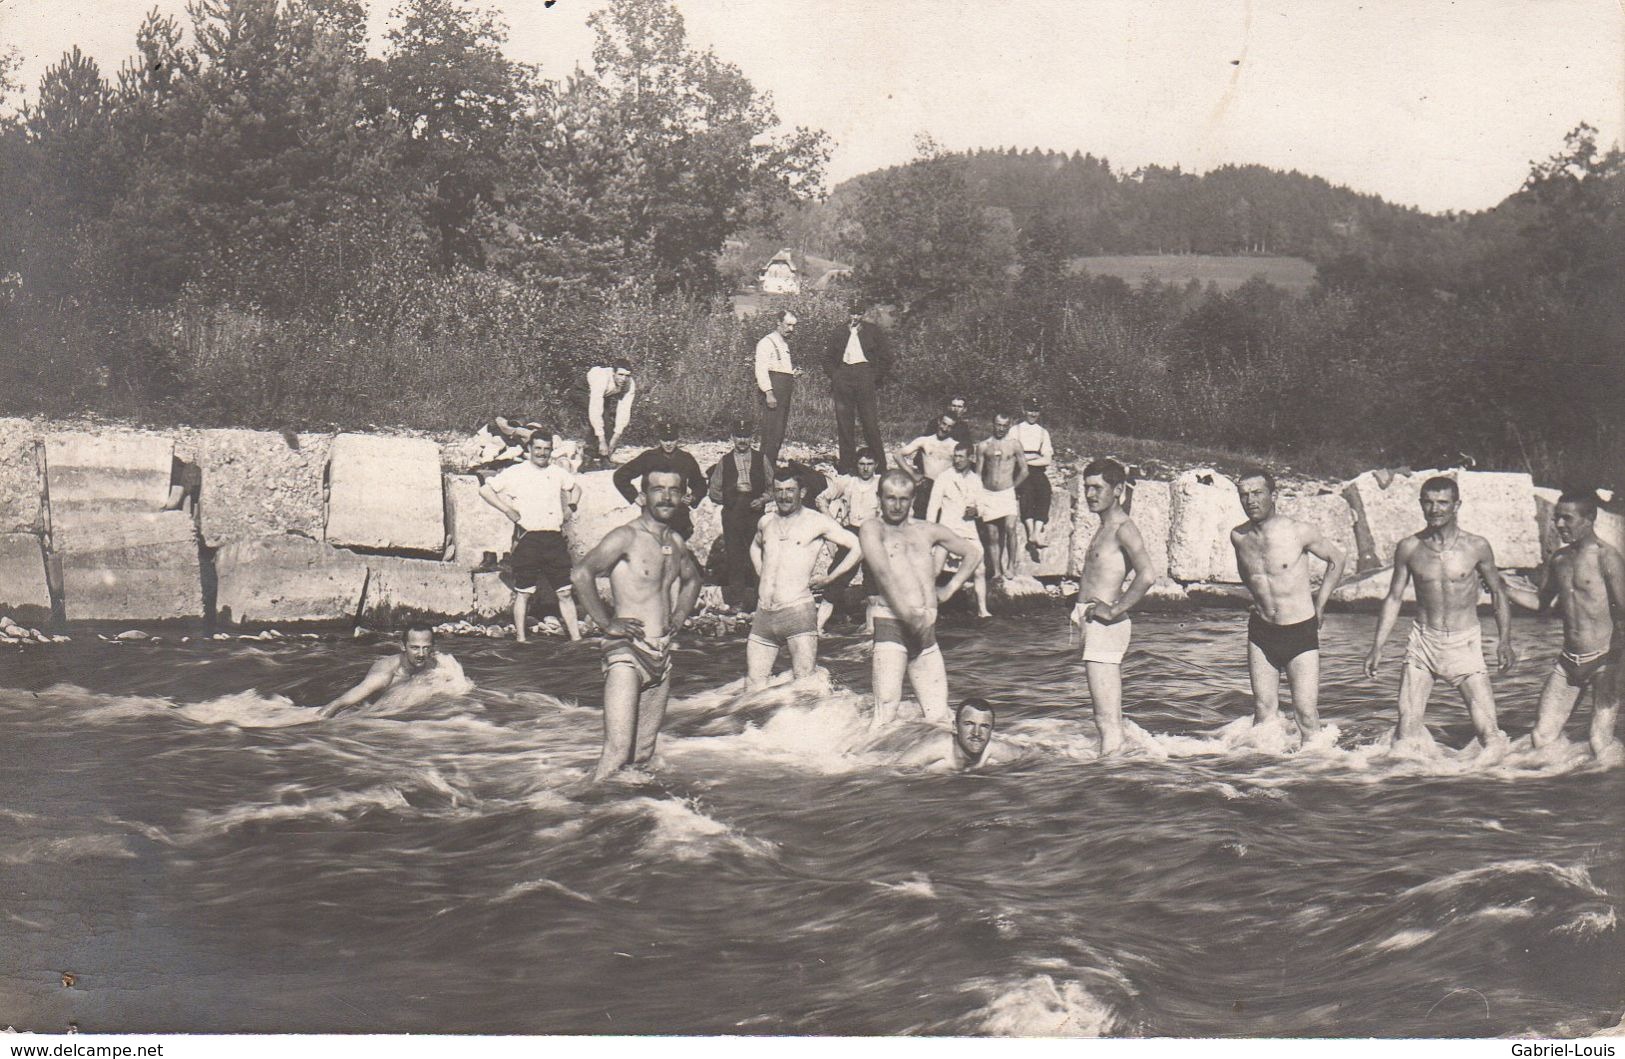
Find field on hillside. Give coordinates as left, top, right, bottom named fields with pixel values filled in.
left=1069, top=254, right=1317, bottom=292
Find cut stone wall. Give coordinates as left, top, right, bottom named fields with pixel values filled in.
left=1276, top=490, right=1359, bottom=585
left=325, top=433, right=445, bottom=554
left=1168, top=469, right=1245, bottom=583
left=360, top=556, right=476, bottom=619
left=56, top=510, right=202, bottom=621
left=445, top=474, right=516, bottom=569
left=196, top=429, right=331, bottom=547
left=0, top=533, right=50, bottom=616
left=44, top=430, right=174, bottom=516
left=1343, top=469, right=1541, bottom=572
left=214, top=535, right=368, bottom=625
left=0, top=419, right=43, bottom=533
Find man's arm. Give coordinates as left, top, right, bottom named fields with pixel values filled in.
left=319, top=657, right=396, bottom=718
left=587, top=368, right=609, bottom=448
left=893, top=734, right=951, bottom=770
left=478, top=481, right=521, bottom=526
left=611, top=451, right=646, bottom=503
left=1364, top=541, right=1414, bottom=679
left=706, top=462, right=724, bottom=506
left=814, top=477, right=843, bottom=517
left=1476, top=538, right=1517, bottom=672
left=667, top=538, right=704, bottom=632
left=681, top=453, right=706, bottom=507
left=931, top=522, right=984, bottom=601
left=750, top=515, right=767, bottom=576
left=895, top=438, right=926, bottom=480
left=924, top=474, right=947, bottom=523
left=609, top=378, right=635, bottom=449
left=754, top=335, right=774, bottom=396
left=1303, top=526, right=1348, bottom=623
left=1011, top=445, right=1029, bottom=489
left=1600, top=544, right=1625, bottom=647
left=570, top=526, right=640, bottom=639
left=813, top=517, right=862, bottom=587
left=1094, top=521, right=1155, bottom=622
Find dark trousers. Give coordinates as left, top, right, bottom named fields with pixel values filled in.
left=721, top=499, right=760, bottom=609
left=831, top=363, right=886, bottom=474
left=758, top=371, right=795, bottom=466
left=912, top=476, right=935, bottom=519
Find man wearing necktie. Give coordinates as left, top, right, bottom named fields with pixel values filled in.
left=823, top=304, right=893, bottom=474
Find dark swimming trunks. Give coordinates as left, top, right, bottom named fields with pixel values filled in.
left=511, top=530, right=573, bottom=594
left=1248, top=612, right=1319, bottom=671
left=870, top=598, right=939, bottom=660
left=1555, top=644, right=1618, bottom=704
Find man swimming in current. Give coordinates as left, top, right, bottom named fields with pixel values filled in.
left=893, top=698, right=1005, bottom=772
left=1072, top=458, right=1157, bottom=755
left=862, top=470, right=983, bottom=730
left=1507, top=489, right=1623, bottom=759
left=1363, top=475, right=1515, bottom=754
left=571, top=469, right=704, bottom=782
left=1230, top=468, right=1348, bottom=741
left=748, top=468, right=862, bottom=688
left=318, top=624, right=443, bottom=718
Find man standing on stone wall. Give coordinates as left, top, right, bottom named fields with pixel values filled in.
left=1363, top=476, right=1515, bottom=756
left=824, top=303, right=892, bottom=474
left=479, top=434, right=583, bottom=642
left=754, top=310, right=799, bottom=466
left=706, top=419, right=769, bottom=610
left=1014, top=399, right=1055, bottom=562
left=976, top=412, right=1028, bottom=583
left=1230, top=469, right=1348, bottom=743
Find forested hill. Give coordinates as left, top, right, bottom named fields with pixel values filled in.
left=805, top=147, right=1454, bottom=267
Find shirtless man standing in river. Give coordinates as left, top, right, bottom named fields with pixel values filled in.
left=318, top=624, right=443, bottom=718
left=1072, top=459, right=1157, bottom=755
left=571, top=469, right=703, bottom=782
left=1231, top=469, right=1348, bottom=740
left=862, top=470, right=983, bottom=730
left=747, top=468, right=862, bottom=689
left=1363, top=475, right=1515, bottom=754
left=1507, top=490, right=1623, bottom=760
left=976, top=413, right=1028, bottom=583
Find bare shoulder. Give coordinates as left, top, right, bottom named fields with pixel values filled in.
left=1463, top=530, right=1495, bottom=561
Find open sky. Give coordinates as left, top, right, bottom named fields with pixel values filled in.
left=2, top=0, right=1621, bottom=212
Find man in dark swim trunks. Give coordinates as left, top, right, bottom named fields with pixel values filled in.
left=1230, top=469, right=1348, bottom=739
left=1508, top=490, right=1624, bottom=759
left=571, top=469, right=703, bottom=782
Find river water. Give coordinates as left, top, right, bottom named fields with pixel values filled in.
left=1, top=611, right=1620, bottom=1036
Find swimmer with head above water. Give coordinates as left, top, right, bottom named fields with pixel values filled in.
left=318, top=624, right=441, bottom=718
left=893, top=698, right=1005, bottom=772
left=861, top=470, right=983, bottom=731
left=747, top=468, right=862, bottom=689
left=1507, top=489, right=1623, bottom=760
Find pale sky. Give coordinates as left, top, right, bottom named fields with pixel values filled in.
left=2, top=0, right=1621, bottom=212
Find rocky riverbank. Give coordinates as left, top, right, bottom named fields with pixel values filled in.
left=0, top=416, right=1616, bottom=635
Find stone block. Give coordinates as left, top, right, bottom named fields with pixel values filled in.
left=325, top=433, right=445, bottom=554
left=0, top=533, right=50, bottom=615
left=214, top=535, right=368, bottom=625
left=473, top=571, right=515, bottom=619
left=1598, top=508, right=1624, bottom=556
left=1277, top=490, right=1358, bottom=586
left=564, top=470, right=639, bottom=562
left=361, top=556, right=476, bottom=620
left=44, top=430, right=174, bottom=515
left=1168, top=469, right=1245, bottom=583
left=446, top=474, right=516, bottom=569
left=1343, top=469, right=1541, bottom=572
left=53, top=509, right=201, bottom=621
left=196, top=429, right=332, bottom=547
left=1533, top=487, right=1562, bottom=561
left=0, top=419, right=43, bottom=532
left=51, top=509, right=197, bottom=553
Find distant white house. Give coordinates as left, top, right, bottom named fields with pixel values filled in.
left=758, top=249, right=800, bottom=294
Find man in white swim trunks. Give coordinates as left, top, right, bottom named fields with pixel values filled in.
left=318, top=625, right=442, bottom=718
left=925, top=440, right=992, bottom=618
left=976, top=412, right=1028, bottom=583
left=1071, top=459, right=1157, bottom=755
left=1364, top=475, right=1516, bottom=753
left=1507, top=489, right=1623, bottom=759
left=893, top=698, right=1006, bottom=771
left=747, top=468, right=863, bottom=688
left=862, top=470, right=984, bottom=730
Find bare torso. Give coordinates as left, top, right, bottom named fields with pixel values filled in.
left=979, top=436, right=1022, bottom=492
left=1402, top=530, right=1488, bottom=633
left=863, top=518, right=940, bottom=618
left=608, top=521, right=684, bottom=639
left=1233, top=515, right=1316, bottom=624
left=758, top=508, right=827, bottom=609
left=1551, top=538, right=1619, bottom=654
left=1079, top=509, right=1133, bottom=605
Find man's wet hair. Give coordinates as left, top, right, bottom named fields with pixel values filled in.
left=1237, top=467, right=1276, bottom=493
left=880, top=468, right=917, bottom=494
left=1421, top=475, right=1459, bottom=501
left=938, top=411, right=958, bottom=427
left=644, top=467, right=685, bottom=491
left=402, top=622, right=434, bottom=640
left=612, top=359, right=632, bottom=372
left=954, top=439, right=976, bottom=456
left=773, top=466, right=802, bottom=486
left=956, top=698, right=995, bottom=726
left=1557, top=489, right=1600, bottom=520
left=527, top=432, right=553, bottom=451
left=1081, top=458, right=1127, bottom=487
left=855, top=448, right=875, bottom=463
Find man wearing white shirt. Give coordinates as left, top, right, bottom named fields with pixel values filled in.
left=754, top=310, right=799, bottom=465
left=584, top=360, right=637, bottom=463
left=822, top=304, right=893, bottom=473
left=1014, top=400, right=1056, bottom=561
left=479, top=435, right=583, bottom=642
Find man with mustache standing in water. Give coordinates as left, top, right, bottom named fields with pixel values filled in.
left=1230, top=468, right=1348, bottom=742
left=747, top=468, right=863, bottom=689
left=571, top=469, right=703, bottom=782
left=318, top=624, right=442, bottom=718
left=863, top=470, right=983, bottom=730
left=1507, top=489, right=1623, bottom=760
left=1364, top=476, right=1515, bottom=755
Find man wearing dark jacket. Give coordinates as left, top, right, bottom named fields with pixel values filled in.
left=824, top=305, right=893, bottom=474
left=706, top=420, right=770, bottom=609
left=612, top=419, right=706, bottom=539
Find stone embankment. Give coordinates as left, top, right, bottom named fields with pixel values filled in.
left=0, top=417, right=1616, bottom=632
